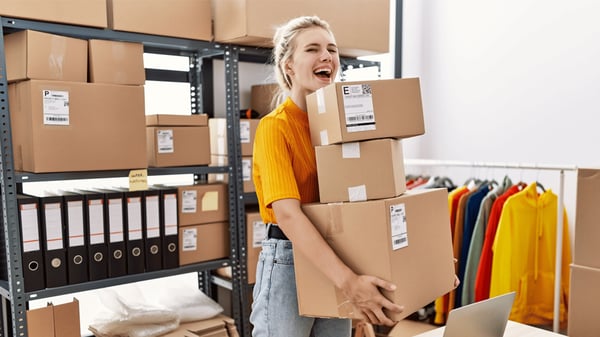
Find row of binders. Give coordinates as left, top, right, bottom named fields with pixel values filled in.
left=18, top=185, right=179, bottom=292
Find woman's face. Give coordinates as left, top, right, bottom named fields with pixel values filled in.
left=286, top=26, right=340, bottom=96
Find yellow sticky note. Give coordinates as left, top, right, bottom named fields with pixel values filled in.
left=201, top=191, right=219, bottom=211
left=129, top=169, right=148, bottom=191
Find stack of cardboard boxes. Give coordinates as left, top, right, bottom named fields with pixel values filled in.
left=294, top=78, right=456, bottom=321
left=568, top=168, right=600, bottom=336
left=7, top=29, right=147, bottom=173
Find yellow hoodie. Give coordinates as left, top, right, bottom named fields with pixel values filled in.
left=489, top=182, right=571, bottom=326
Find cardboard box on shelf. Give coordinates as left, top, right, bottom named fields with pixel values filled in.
left=306, top=78, right=424, bottom=146
left=209, top=155, right=255, bottom=193
left=0, top=0, right=107, bottom=28
left=315, top=138, right=406, bottom=203
left=250, top=83, right=279, bottom=117
left=108, top=0, right=212, bottom=41
left=88, top=39, right=145, bottom=85
left=146, top=115, right=211, bottom=167
left=177, top=183, right=229, bottom=226
left=5, top=30, right=88, bottom=83
left=161, top=314, right=239, bottom=337
left=211, top=0, right=389, bottom=58
left=573, top=168, right=600, bottom=269
left=246, top=209, right=267, bottom=284
left=568, top=264, right=600, bottom=337
left=209, top=117, right=259, bottom=156
left=294, top=188, right=455, bottom=321
left=179, top=222, right=230, bottom=266
left=9, top=80, right=146, bottom=173
left=26, top=298, right=80, bottom=337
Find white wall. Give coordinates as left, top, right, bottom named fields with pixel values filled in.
left=400, top=0, right=600, bottom=236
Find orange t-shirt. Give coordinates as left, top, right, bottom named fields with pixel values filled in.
left=252, top=97, right=319, bottom=224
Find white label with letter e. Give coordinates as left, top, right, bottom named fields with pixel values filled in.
left=42, top=90, right=69, bottom=125
left=390, top=203, right=408, bottom=250
left=342, top=84, right=375, bottom=132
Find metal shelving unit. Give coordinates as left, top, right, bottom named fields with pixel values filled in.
left=0, top=17, right=247, bottom=337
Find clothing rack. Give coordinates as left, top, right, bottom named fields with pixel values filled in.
left=403, top=158, right=578, bottom=333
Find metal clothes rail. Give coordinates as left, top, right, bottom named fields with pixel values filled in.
left=403, top=158, right=578, bottom=333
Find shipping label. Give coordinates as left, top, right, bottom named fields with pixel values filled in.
left=390, top=203, right=408, bottom=250
left=342, top=84, right=375, bottom=132
left=42, top=90, right=70, bottom=125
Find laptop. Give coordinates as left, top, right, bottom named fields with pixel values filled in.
left=442, top=291, right=516, bottom=337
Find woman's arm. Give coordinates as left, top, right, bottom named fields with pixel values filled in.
left=272, top=198, right=404, bottom=326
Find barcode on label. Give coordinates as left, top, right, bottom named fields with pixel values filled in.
left=45, top=116, right=69, bottom=122
left=394, top=237, right=407, bottom=245
left=347, top=115, right=374, bottom=122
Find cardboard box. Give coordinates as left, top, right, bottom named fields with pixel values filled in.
left=5, top=30, right=88, bottom=83
left=147, top=114, right=208, bottom=127
left=179, top=222, right=230, bottom=266
left=177, top=183, right=229, bottom=226
left=88, top=39, right=145, bottom=85
left=0, top=0, right=107, bottom=28
left=146, top=121, right=210, bottom=167
left=294, top=188, right=455, bottom=321
left=574, top=168, right=600, bottom=268
left=306, top=78, right=425, bottom=146
left=315, top=138, right=406, bottom=203
left=26, top=304, right=54, bottom=337
left=250, top=83, right=279, bottom=117
left=568, top=264, right=600, bottom=337
left=212, top=0, right=389, bottom=57
left=52, top=299, right=81, bottom=337
left=26, top=298, right=80, bottom=337
left=387, top=320, right=437, bottom=337
left=108, top=0, right=212, bottom=41
left=246, top=209, right=266, bottom=284
left=161, top=314, right=239, bottom=337
left=9, top=80, right=147, bottom=173
left=209, top=118, right=259, bottom=156
left=209, top=155, right=254, bottom=193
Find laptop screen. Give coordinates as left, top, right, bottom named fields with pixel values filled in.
left=443, top=292, right=516, bottom=337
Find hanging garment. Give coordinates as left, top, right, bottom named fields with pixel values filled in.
left=489, top=182, right=571, bottom=326
left=455, top=182, right=492, bottom=308
left=461, top=176, right=512, bottom=305
left=434, top=185, right=469, bottom=325
left=474, top=182, right=525, bottom=302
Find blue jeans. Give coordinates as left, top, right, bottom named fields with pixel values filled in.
left=250, top=239, right=351, bottom=337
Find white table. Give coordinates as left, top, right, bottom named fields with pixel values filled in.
left=413, top=320, right=565, bottom=337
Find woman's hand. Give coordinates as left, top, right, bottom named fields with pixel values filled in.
left=340, top=274, right=404, bottom=326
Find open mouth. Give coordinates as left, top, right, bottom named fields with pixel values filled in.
left=314, top=68, right=332, bottom=79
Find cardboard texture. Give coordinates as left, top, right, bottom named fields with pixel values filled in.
left=146, top=126, right=211, bottom=167
left=574, top=168, right=600, bottom=268
left=146, top=114, right=209, bottom=127
left=294, top=188, right=455, bottom=321
left=0, top=0, right=107, bottom=28
left=108, top=0, right=212, bottom=41
left=26, top=298, right=80, bottom=337
left=387, top=319, right=438, bottom=337
left=306, top=78, right=425, bottom=146
left=209, top=155, right=255, bottom=193
left=315, top=138, right=407, bottom=203
left=568, top=264, right=600, bottom=337
left=179, top=222, right=229, bottom=265
left=211, top=0, right=389, bottom=57
left=161, top=314, right=239, bottom=337
left=209, top=117, right=259, bottom=156
left=5, top=30, right=88, bottom=83
left=246, top=210, right=266, bottom=284
left=26, top=305, right=54, bottom=337
left=177, top=183, right=229, bottom=226
left=88, top=39, right=145, bottom=85
left=250, top=83, right=279, bottom=116
left=9, top=80, right=147, bottom=173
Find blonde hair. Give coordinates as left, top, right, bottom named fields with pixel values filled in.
left=272, top=16, right=334, bottom=93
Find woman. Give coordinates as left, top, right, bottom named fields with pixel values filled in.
left=250, top=16, right=404, bottom=337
